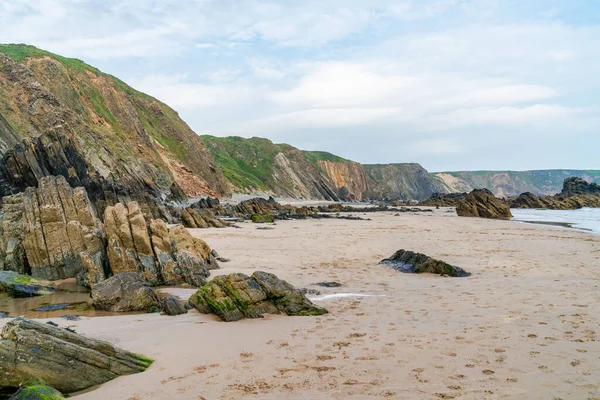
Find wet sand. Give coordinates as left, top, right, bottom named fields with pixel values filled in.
left=3, top=209, right=599, bottom=399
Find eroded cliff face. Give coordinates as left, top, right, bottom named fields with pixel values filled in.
left=316, top=159, right=368, bottom=201
left=363, top=163, right=445, bottom=201
left=201, top=136, right=445, bottom=201
left=200, top=136, right=341, bottom=201
left=0, top=45, right=230, bottom=216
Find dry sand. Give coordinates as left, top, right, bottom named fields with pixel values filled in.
left=10, top=209, right=600, bottom=399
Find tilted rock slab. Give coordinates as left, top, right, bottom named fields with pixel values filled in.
left=456, top=189, right=513, bottom=219
left=381, top=249, right=471, bottom=277
left=103, top=204, right=219, bottom=287
left=0, top=318, right=152, bottom=394
left=189, top=271, right=328, bottom=322
left=0, top=176, right=105, bottom=283
left=0, top=176, right=219, bottom=288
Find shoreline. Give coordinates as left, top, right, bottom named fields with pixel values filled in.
left=1, top=210, right=599, bottom=399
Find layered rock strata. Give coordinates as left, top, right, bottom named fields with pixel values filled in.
left=0, top=318, right=152, bottom=394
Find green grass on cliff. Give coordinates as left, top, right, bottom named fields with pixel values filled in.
left=302, top=150, right=348, bottom=164
left=200, top=135, right=295, bottom=191
left=0, top=44, right=103, bottom=74
left=0, top=43, right=191, bottom=164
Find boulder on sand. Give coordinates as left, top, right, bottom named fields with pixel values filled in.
left=189, top=271, right=328, bottom=322
left=381, top=249, right=471, bottom=277
left=162, top=296, right=188, bottom=316
left=456, top=189, right=512, bottom=219
left=0, top=318, right=152, bottom=394
left=91, top=272, right=160, bottom=312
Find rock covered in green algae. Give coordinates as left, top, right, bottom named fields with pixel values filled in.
left=381, top=250, right=471, bottom=277
left=0, top=318, right=153, bottom=394
left=0, top=271, right=56, bottom=298
left=9, top=378, right=64, bottom=400
left=189, top=271, right=328, bottom=322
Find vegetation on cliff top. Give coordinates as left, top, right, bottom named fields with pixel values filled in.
left=200, top=135, right=296, bottom=191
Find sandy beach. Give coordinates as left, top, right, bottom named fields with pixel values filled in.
left=6, top=209, right=599, bottom=399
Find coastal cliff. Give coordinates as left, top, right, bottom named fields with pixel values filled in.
left=201, top=136, right=445, bottom=201
left=0, top=44, right=230, bottom=217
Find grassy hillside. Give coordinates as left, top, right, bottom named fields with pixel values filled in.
left=200, top=135, right=296, bottom=191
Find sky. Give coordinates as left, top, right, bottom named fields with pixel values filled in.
left=0, top=0, right=599, bottom=171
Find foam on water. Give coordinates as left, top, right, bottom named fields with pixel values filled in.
left=309, top=293, right=386, bottom=302
left=511, top=207, right=600, bottom=233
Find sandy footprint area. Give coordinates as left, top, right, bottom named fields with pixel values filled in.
left=6, top=209, right=599, bottom=399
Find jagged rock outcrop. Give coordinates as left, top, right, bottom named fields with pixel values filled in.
left=561, top=177, right=600, bottom=196
left=0, top=318, right=152, bottom=394
left=188, top=271, right=328, bottom=322
left=102, top=202, right=219, bottom=287
left=236, top=197, right=282, bottom=215
left=381, top=250, right=471, bottom=277
left=91, top=272, right=160, bottom=312
left=0, top=177, right=218, bottom=288
left=0, top=176, right=105, bottom=282
left=180, top=207, right=226, bottom=229
left=456, top=189, right=513, bottom=219
left=420, top=192, right=467, bottom=207
left=0, top=271, right=56, bottom=298
left=508, top=192, right=556, bottom=209
left=508, top=178, right=600, bottom=210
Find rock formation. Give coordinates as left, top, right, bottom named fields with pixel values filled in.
left=180, top=207, right=226, bottom=229
left=420, top=192, right=467, bottom=207
left=0, top=176, right=105, bottom=282
left=0, top=177, right=218, bottom=288
left=509, top=177, right=600, bottom=210
left=101, top=202, right=219, bottom=287
left=188, top=271, right=328, bottom=322
left=456, top=189, right=513, bottom=219
left=0, top=318, right=152, bottom=394
left=91, top=272, right=160, bottom=312
left=381, top=250, right=471, bottom=277
left=562, top=177, right=600, bottom=196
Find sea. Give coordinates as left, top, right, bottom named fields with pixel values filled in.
left=511, top=208, right=600, bottom=234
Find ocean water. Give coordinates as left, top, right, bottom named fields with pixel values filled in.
left=511, top=208, right=600, bottom=233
